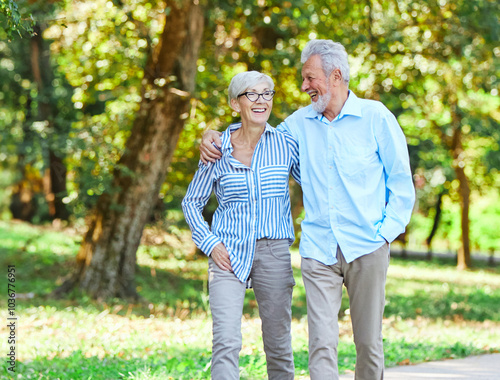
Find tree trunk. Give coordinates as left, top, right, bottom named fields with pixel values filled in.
left=9, top=164, right=41, bottom=221
left=450, top=117, right=471, bottom=270
left=30, top=23, right=69, bottom=221
left=425, top=190, right=444, bottom=259
left=56, top=0, right=205, bottom=300
left=455, top=162, right=471, bottom=270
left=488, top=248, right=495, bottom=267
left=49, top=150, right=69, bottom=220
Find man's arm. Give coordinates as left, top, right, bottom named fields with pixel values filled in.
left=201, top=117, right=296, bottom=164
left=276, top=117, right=294, bottom=136
left=200, top=130, right=223, bottom=164
left=376, top=110, right=416, bottom=243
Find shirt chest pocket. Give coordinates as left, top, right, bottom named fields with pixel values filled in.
left=259, top=165, right=289, bottom=199
left=335, top=145, right=377, bottom=177
left=219, top=173, right=249, bottom=202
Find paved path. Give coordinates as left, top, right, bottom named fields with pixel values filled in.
left=339, top=353, right=500, bottom=379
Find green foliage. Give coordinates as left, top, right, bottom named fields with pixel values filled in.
left=383, top=340, right=483, bottom=367
left=0, top=0, right=33, bottom=38
left=0, top=0, right=161, bottom=219
left=44, top=0, right=157, bottom=215
left=11, top=350, right=212, bottom=380
left=406, top=189, right=500, bottom=253
left=470, top=190, right=500, bottom=251
left=385, top=257, right=500, bottom=321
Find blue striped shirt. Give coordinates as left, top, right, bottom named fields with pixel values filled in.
left=182, top=123, right=300, bottom=282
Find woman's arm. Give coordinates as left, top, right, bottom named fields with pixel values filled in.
left=182, top=162, right=222, bottom=256
left=182, top=163, right=233, bottom=271
left=182, top=163, right=232, bottom=271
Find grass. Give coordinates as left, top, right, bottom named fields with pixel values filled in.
left=0, top=220, right=499, bottom=379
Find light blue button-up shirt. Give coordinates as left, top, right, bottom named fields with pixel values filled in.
left=277, top=91, right=415, bottom=265
left=182, top=123, right=300, bottom=282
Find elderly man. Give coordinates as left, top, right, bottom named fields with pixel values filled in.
left=200, top=39, right=415, bottom=380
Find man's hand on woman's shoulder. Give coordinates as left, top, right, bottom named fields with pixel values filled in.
left=200, top=130, right=223, bottom=164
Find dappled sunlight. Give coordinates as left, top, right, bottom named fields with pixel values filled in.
left=383, top=315, right=500, bottom=351
left=386, top=259, right=500, bottom=321
left=388, top=259, right=500, bottom=287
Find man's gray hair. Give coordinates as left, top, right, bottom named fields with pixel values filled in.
left=228, top=71, right=274, bottom=103
left=301, top=39, right=350, bottom=85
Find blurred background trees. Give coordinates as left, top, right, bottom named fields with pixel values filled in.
left=1, top=0, right=499, bottom=297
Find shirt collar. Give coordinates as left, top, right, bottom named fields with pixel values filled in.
left=340, top=90, right=363, bottom=118
left=304, top=90, right=363, bottom=121
left=221, top=122, right=274, bottom=154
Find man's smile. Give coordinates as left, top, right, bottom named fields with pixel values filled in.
left=308, top=90, right=319, bottom=100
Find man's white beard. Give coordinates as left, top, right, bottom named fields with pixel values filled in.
left=311, top=90, right=331, bottom=113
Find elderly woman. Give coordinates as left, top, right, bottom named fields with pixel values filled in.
left=182, top=71, right=300, bottom=379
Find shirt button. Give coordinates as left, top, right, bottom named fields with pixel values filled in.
left=329, top=166, right=333, bottom=169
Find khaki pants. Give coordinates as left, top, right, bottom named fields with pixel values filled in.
left=301, top=243, right=390, bottom=380
left=209, top=239, right=295, bottom=380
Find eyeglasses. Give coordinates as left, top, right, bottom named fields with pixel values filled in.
left=237, top=90, right=276, bottom=102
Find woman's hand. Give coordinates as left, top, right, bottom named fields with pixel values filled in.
left=200, top=130, right=223, bottom=164
left=211, top=243, right=232, bottom=271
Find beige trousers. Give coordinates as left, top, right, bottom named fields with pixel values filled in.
left=208, top=239, right=295, bottom=380
left=301, top=243, right=390, bottom=380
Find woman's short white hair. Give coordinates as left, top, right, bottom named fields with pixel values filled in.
left=228, top=71, right=274, bottom=103
left=301, top=39, right=350, bottom=85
